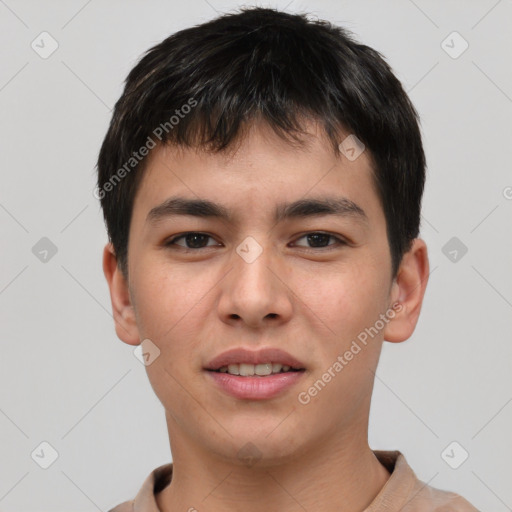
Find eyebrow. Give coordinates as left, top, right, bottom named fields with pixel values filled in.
left=146, top=195, right=368, bottom=225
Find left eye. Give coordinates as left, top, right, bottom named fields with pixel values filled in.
left=292, top=232, right=345, bottom=249
left=166, top=232, right=345, bottom=250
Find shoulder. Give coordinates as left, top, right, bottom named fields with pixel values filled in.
left=107, top=499, right=133, bottom=512
left=371, top=451, right=480, bottom=511
left=408, top=482, right=480, bottom=511
left=107, top=462, right=173, bottom=512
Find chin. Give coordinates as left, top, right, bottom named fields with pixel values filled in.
left=206, top=428, right=304, bottom=468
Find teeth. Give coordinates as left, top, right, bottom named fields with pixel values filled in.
left=272, top=363, right=282, bottom=373
left=227, top=364, right=239, bottom=375
left=255, top=363, right=272, bottom=376
left=216, top=363, right=298, bottom=376
left=239, top=363, right=255, bottom=376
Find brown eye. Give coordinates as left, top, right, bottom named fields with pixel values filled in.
left=293, top=232, right=345, bottom=249
left=166, top=232, right=220, bottom=249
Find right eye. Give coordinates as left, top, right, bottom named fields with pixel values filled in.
left=165, top=232, right=222, bottom=250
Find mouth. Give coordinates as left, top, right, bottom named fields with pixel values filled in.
left=208, top=362, right=305, bottom=376
left=205, top=347, right=306, bottom=375
left=204, top=347, right=306, bottom=400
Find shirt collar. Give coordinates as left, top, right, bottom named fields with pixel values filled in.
left=132, top=450, right=414, bottom=512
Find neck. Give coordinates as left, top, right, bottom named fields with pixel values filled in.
left=156, top=419, right=390, bottom=512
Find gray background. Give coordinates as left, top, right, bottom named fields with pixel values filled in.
left=0, top=0, right=511, bottom=510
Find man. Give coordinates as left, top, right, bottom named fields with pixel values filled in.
left=97, top=7, right=478, bottom=511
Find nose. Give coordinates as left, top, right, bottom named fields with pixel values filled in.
left=217, top=237, right=294, bottom=329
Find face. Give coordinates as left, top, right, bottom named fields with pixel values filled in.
left=106, top=121, right=422, bottom=466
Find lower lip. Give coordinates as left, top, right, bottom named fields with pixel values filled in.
left=206, top=370, right=305, bottom=400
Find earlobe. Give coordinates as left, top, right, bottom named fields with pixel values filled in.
left=383, top=238, right=430, bottom=344
left=102, top=243, right=141, bottom=346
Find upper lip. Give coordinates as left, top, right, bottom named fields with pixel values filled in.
left=205, top=347, right=306, bottom=370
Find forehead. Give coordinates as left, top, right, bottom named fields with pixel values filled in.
left=131, top=121, right=383, bottom=229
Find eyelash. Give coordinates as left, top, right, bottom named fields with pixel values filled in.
left=164, top=232, right=347, bottom=252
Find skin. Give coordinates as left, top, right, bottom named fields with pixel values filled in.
left=103, top=120, right=429, bottom=512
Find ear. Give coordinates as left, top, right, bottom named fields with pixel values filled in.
left=383, top=238, right=430, bottom=343
left=102, top=242, right=141, bottom=346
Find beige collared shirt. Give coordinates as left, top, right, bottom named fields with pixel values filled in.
left=108, top=450, right=479, bottom=511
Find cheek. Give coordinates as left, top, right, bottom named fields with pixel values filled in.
left=294, top=261, right=388, bottom=340
left=131, top=262, right=222, bottom=390
left=131, top=259, right=206, bottom=340
left=135, top=270, right=210, bottom=415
